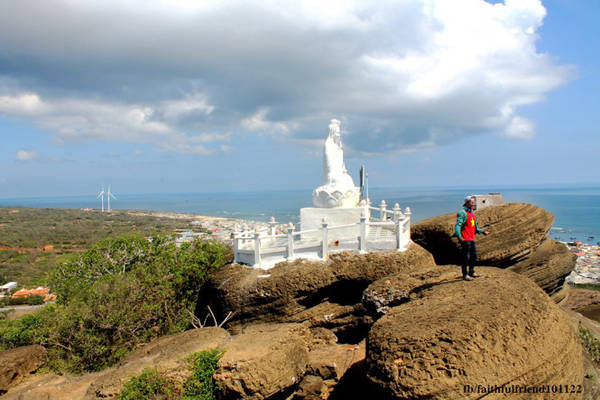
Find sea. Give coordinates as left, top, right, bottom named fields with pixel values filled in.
left=0, top=185, right=599, bottom=245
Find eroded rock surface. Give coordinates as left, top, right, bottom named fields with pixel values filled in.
left=0, top=345, right=46, bottom=393
left=362, top=265, right=459, bottom=315
left=366, top=268, right=584, bottom=399
left=200, top=243, right=435, bottom=336
left=214, top=323, right=311, bottom=400
left=509, top=238, right=576, bottom=299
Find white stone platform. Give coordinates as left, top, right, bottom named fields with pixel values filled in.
left=300, top=206, right=364, bottom=241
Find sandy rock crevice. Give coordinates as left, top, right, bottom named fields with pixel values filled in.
left=214, top=323, right=313, bottom=400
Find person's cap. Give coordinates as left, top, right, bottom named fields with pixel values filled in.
left=464, top=195, right=474, bottom=204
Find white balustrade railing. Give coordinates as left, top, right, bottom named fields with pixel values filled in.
left=233, top=202, right=412, bottom=269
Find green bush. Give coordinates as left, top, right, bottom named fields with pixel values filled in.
left=0, top=306, right=56, bottom=348
left=580, top=326, right=600, bottom=363
left=26, top=295, right=45, bottom=305
left=117, top=349, right=224, bottom=400
left=0, top=295, right=45, bottom=307
left=118, top=368, right=180, bottom=400
left=183, top=349, right=224, bottom=400
left=0, top=233, right=231, bottom=373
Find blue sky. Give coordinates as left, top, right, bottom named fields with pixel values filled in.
left=0, top=0, right=598, bottom=198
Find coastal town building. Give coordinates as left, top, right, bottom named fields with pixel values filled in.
left=0, top=281, right=17, bottom=296
left=11, top=286, right=56, bottom=302
left=565, top=242, right=600, bottom=285
left=473, top=193, right=504, bottom=210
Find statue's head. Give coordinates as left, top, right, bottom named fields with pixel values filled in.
left=328, top=119, right=341, bottom=139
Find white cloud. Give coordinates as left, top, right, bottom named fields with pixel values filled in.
left=16, top=149, right=39, bottom=161
left=220, top=144, right=234, bottom=154
left=503, top=116, right=535, bottom=140
left=0, top=0, right=571, bottom=154
left=241, top=108, right=295, bottom=136
left=0, top=93, right=227, bottom=154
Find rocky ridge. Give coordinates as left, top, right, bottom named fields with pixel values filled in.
left=1, top=202, right=589, bottom=399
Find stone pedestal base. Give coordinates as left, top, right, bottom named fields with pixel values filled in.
left=300, top=207, right=364, bottom=241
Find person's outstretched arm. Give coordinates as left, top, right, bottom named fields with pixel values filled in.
left=475, top=218, right=488, bottom=235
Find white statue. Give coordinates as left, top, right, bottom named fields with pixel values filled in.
left=312, top=119, right=360, bottom=208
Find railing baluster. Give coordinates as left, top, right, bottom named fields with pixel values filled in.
left=287, top=222, right=295, bottom=260
left=321, top=218, right=328, bottom=261
left=359, top=211, right=367, bottom=253
left=254, top=230, right=261, bottom=267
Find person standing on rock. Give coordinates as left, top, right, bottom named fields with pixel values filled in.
left=455, top=196, right=488, bottom=281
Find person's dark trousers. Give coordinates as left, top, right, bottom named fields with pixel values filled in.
left=461, top=240, right=477, bottom=278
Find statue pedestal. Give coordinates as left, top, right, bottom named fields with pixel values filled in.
left=300, top=207, right=365, bottom=241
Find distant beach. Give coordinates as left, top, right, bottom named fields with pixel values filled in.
left=0, top=185, right=599, bottom=244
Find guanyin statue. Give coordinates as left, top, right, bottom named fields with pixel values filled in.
left=312, top=119, right=360, bottom=208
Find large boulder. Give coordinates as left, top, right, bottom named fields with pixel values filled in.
left=366, top=268, right=584, bottom=399
left=0, top=345, right=46, bottom=393
left=213, top=323, right=312, bottom=400
left=199, top=243, right=435, bottom=335
left=411, top=203, right=553, bottom=268
left=509, top=238, right=576, bottom=299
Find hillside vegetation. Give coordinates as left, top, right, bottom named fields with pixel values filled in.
left=0, top=207, right=204, bottom=286
left=0, top=233, right=231, bottom=373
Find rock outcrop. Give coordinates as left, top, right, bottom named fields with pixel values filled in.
left=3, top=324, right=331, bottom=400
left=366, top=268, right=584, bottom=399
left=200, top=243, right=435, bottom=337
left=509, top=238, right=576, bottom=299
left=0, top=345, right=46, bottom=393
left=411, top=203, right=553, bottom=267
left=214, top=323, right=313, bottom=400
left=3, top=208, right=587, bottom=400
left=410, top=203, right=575, bottom=299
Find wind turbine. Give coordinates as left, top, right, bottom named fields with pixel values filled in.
left=97, top=185, right=105, bottom=212
left=107, top=185, right=117, bottom=212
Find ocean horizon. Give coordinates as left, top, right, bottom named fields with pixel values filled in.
left=1, top=184, right=599, bottom=245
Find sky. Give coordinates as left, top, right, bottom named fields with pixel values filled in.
left=0, top=0, right=598, bottom=198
